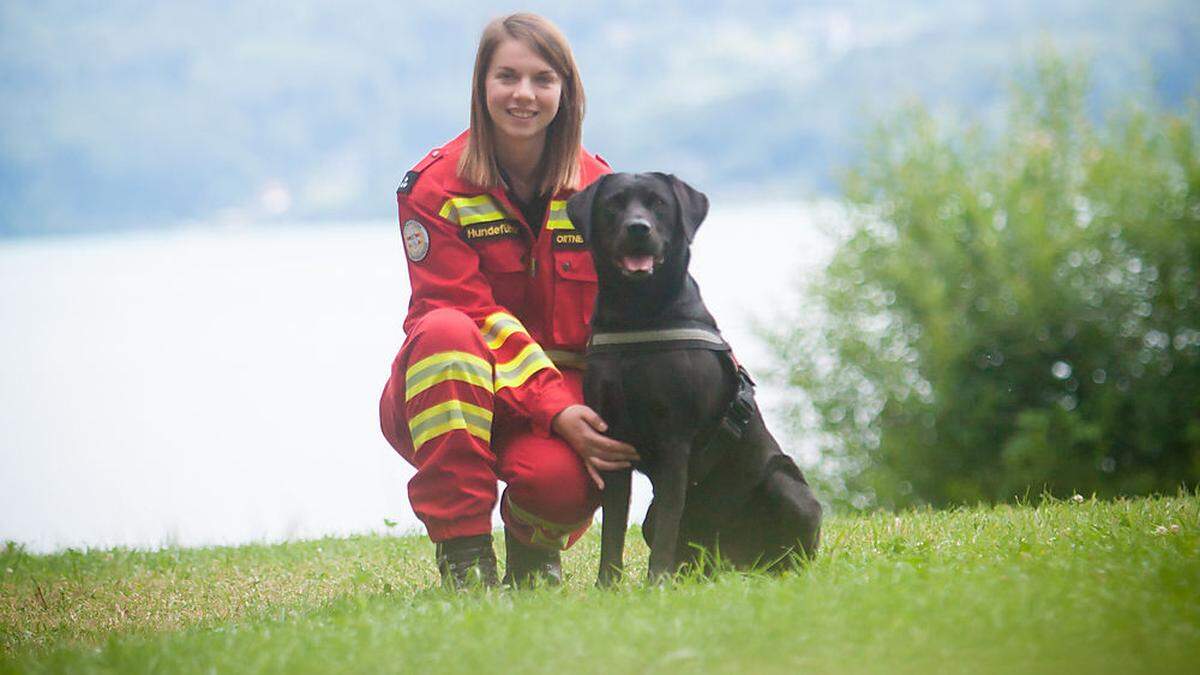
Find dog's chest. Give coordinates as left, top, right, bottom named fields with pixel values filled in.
left=585, top=349, right=732, bottom=455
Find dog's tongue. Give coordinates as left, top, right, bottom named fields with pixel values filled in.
left=621, top=255, right=655, bottom=273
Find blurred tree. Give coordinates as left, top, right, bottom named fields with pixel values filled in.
left=769, top=51, right=1200, bottom=510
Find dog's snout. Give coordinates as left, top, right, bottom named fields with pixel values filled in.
left=625, top=220, right=651, bottom=238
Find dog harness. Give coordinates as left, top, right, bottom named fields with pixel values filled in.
left=587, top=323, right=759, bottom=466
left=590, top=324, right=807, bottom=535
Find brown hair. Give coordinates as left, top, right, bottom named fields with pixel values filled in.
left=458, top=13, right=585, bottom=195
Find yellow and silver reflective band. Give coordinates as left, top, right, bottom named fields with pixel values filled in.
left=439, top=195, right=507, bottom=226
left=494, top=343, right=558, bottom=391
left=408, top=399, right=492, bottom=451
left=545, top=200, right=573, bottom=230
left=404, top=350, right=494, bottom=401
left=544, top=349, right=585, bottom=370
left=480, top=312, right=529, bottom=350
left=505, top=495, right=591, bottom=550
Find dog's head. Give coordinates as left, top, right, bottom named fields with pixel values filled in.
left=566, top=172, right=709, bottom=284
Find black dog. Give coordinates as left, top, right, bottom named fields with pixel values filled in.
left=566, top=173, right=822, bottom=584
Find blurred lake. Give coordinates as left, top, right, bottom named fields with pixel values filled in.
left=0, top=201, right=836, bottom=553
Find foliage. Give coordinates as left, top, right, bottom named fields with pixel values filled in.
left=2, top=495, right=1197, bottom=673
left=770, top=52, right=1200, bottom=510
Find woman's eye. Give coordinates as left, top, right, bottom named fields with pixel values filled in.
left=535, top=74, right=557, bottom=86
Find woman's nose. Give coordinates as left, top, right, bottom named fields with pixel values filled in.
left=513, top=78, right=534, bottom=100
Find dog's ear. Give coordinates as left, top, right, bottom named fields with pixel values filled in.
left=653, top=173, right=709, bottom=242
left=565, top=174, right=610, bottom=246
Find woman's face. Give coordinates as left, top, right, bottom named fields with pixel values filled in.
left=484, top=38, right=562, bottom=148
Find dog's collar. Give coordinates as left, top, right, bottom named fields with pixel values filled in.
left=587, top=324, right=730, bottom=354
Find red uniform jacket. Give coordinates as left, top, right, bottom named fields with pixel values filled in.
left=396, top=130, right=611, bottom=437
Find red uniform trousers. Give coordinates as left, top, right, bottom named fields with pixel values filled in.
left=379, top=308, right=600, bottom=550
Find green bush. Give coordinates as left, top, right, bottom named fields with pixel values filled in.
left=770, top=53, right=1200, bottom=511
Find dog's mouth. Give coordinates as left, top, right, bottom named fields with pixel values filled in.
left=615, top=253, right=664, bottom=278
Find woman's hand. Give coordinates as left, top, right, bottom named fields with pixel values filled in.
left=551, top=404, right=639, bottom=490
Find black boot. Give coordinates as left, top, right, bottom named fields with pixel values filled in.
left=503, top=528, right=562, bottom=587
left=434, top=534, right=498, bottom=589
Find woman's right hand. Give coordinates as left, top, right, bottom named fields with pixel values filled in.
left=551, top=404, right=639, bottom=490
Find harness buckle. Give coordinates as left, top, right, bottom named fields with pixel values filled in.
left=717, top=366, right=757, bottom=440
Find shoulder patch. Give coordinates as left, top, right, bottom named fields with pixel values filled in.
left=402, top=219, right=430, bottom=262
left=397, top=147, right=450, bottom=196
left=396, top=170, right=419, bottom=195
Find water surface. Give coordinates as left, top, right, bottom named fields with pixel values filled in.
left=0, top=202, right=834, bottom=552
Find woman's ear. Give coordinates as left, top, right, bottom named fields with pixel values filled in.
left=651, top=173, right=709, bottom=242
left=565, top=174, right=610, bottom=245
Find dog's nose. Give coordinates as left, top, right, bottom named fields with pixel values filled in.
left=626, top=220, right=651, bottom=238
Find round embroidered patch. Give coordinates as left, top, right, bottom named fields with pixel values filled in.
left=402, top=219, right=430, bottom=262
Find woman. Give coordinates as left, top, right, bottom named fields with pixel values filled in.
left=379, top=12, right=638, bottom=588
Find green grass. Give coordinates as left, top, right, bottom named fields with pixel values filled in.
left=2, top=494, right=1197, bottom=674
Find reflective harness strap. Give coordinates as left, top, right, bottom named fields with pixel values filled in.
left=589, top=327, right=728, bottom=348
left=587, top=324, right=733, bottom=355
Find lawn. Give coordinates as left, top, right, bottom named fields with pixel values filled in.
left=2, top=493, right=1197, bottom=674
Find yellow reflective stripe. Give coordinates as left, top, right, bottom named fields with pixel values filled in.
left=439, top=195, right=507, bottom=227
left=460, top=211, right=506, bottom=226
left=545, top=200, right=574, bottom=230
left=494, top=343, right=557, bottom=390
left=408, top=399, right=493, bottom=451
left=452, top=194, right=495, bottom=208
left=505, top=495, right=590, bottom=550
left=405, top=350, right=494, bottom=401
left=480, top=312, right=529, bottom=350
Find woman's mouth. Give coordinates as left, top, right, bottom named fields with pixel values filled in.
left=507, top=109, right=537, bottom=119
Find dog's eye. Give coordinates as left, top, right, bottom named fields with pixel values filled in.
left=645, top=194, right=665, bottom=210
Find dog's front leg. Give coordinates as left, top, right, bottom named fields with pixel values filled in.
left=646, top=440, right=689, bottom=582
left=597, top=467, right=632, bottom=586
